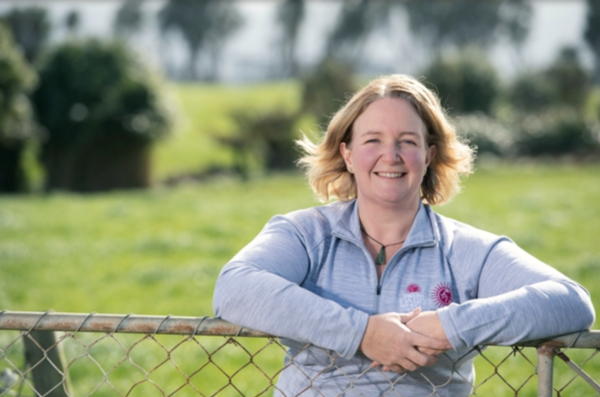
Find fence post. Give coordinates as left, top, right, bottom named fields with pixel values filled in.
left=537, top=344, right=555, bottom=397
left=23, top=331, right=71, bottom=397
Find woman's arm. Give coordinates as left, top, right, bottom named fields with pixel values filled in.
left=436, top=239, right=595, bottom=350
left=213, top=215, right=369, bottom=359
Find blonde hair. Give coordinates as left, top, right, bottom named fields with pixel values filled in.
left=297, top=74, right=474, bottom=205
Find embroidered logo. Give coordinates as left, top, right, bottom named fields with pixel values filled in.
left=432, top=282, right=453, bottom=307
left=407, top=283, right=420, bottom=293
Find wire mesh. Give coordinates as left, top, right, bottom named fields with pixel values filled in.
left=0, top=311, right=598, bottom=397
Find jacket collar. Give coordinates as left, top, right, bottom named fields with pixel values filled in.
left=332, top=199, right=438, bottom=249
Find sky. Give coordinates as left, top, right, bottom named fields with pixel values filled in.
left=0, top=1, right=592, bottom=83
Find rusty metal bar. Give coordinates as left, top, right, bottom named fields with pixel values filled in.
left=537, top=344, right=555, bottom=397
left=556, top=351, right=600, bottom=393
left=0, top=311, right=271, bottom=337
left=521, top=330, right=600, bottom=349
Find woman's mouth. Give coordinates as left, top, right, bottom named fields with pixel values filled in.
left=376, top=172, right=405, bottom=178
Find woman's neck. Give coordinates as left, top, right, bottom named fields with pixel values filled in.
left=356, top=198, right=420, bottom=243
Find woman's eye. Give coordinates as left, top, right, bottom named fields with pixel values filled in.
left=366, top=138, right=379, bottom=143
left=402, top=139, right=417, bottom=145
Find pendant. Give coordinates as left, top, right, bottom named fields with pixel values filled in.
left=376, top=246, right=386, bottom=265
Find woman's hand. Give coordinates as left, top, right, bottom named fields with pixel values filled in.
left=360, top=309, right=452, bottom=373
left=406, top=311, right=451, bottom=356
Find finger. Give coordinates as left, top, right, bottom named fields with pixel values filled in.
left=370, top=361, right=380, bottom=368
left=399, top=307, right=422, bottom=323
left=418, top=347, right=448, bottom=356
left=403, top=348, right=438, bottom=368
left=410, top=332, right=452, bottom=351
left=382, top=364, right=405, bottom=374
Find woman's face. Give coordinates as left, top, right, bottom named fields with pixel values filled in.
left=340, top=97, right=435, bottom=209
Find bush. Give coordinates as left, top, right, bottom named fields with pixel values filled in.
left=454, top=113, right=515, bottom=158
left=422, top=47, right=500, bottom=115
left=506, top=71, right=558, bottom=114
left=219, top=108, right=299, bottom=179
left=0, top=24, right=37, bottom=193
left=32, top=39, right=176, bottom=192
left=514, top=107, right=600, bottom=157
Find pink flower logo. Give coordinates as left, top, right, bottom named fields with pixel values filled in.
left=407, top=283, right=420, bottom=293
left=432, top=283, right=453, bottom=307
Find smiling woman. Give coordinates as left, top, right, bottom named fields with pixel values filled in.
left=212, top=74, right=595, bottom=396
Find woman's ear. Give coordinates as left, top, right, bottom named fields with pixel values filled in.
left=340, top=142, right=353, bottom=171
left=426, top=145, right=436, bottom=167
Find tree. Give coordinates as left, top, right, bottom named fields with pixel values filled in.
left=301, top=57, right=357, bottom=127
left=31, top=39, right=176, bottom=192
left=0, top=25, right=37, bottom=193
left=113, top=0, right=145, bottom=39
left=158, top=0, right=243, bottom=81
left=325, top=0, right=392, bottom=67
left=404, top=0, right=531, bottom=56
left=584, top=0, right=600, bottom=84
left=422, top=47, right=500, bottom=115
left=0, top=6, right=51, bottom=64
left=64, top=9, right=80, bottom=38
left=275, top=0, right=305, bottom=77
left=545, top=47, right=590, bottom=110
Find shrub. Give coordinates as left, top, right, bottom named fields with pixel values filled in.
left=32, top=39, right=176, bottom=192
left=219, top=109, right=299, bottom=179
left=514, top=107, right=600, bottom=157
left=0, top=24, right=37, bottom=193
left=421, top=47, right=500, bottom=115
left=506, top=71, right=558, bottom=113
left=454, top=113, right=515, bottom=158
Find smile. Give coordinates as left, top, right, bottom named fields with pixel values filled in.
left=376, top=172, right=405, bottom=178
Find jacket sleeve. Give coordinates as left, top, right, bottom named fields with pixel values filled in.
left=437, top=238, right=595, bottom=350
left=212, top=215, right=369, bottom=360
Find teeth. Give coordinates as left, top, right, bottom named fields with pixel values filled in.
left=378, top=172, right=404, bottom=178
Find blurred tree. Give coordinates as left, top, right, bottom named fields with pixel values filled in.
left=158, top=0, right=243, bottom=81
left=64, top=9, right=80, bottom=38
left=404, top=0, right=531, bottom=56
left=507, top=70, right=558, bottom=114
left=31, top=39, right=176, bottom=192
left=422, top=47, right=500, bottom=115
left=113, top=0, right=145, bottom=39
left=584, top=0, right=600, bottom=84
left=0, top=25, right=37, bottom=193
left=301, top=57, right=356, bottom=127
left=275, top=0, right=305, bottom=78
left=508, top=47, right=590, bottom=114
left=326, top=0, right=392, bottom=67
left=0, top=7, right=51, bottom=64
left=545, top=47, right=590, bottom=110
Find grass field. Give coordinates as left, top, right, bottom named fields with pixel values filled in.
left=1, top=163, right=599, bottom=396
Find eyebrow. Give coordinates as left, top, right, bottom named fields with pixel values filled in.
left=358, top=131, right=420, bottom=137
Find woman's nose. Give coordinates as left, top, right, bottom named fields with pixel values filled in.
left=382, top=142, right=402, bottom=163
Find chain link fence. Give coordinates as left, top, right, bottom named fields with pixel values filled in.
left=0, top=311, right=598, bottom=397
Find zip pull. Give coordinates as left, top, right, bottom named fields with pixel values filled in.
left=376, top=284, right=382, bottom=295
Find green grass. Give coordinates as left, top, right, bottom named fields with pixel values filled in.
left=1, top=163, right=599, bottom=396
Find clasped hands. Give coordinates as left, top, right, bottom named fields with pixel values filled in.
left=359, top=308, right=452, bottom=374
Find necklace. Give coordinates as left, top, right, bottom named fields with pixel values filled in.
left=360, top=226, right=406, bottom=265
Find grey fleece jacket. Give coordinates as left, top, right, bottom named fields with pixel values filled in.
left=213, top=200, right=595, bottom=396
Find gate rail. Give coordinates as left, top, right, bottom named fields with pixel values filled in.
left=0, top=310, right=599, bottom=397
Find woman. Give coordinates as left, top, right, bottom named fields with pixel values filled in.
left=213, top=74, right=595, bottom=396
